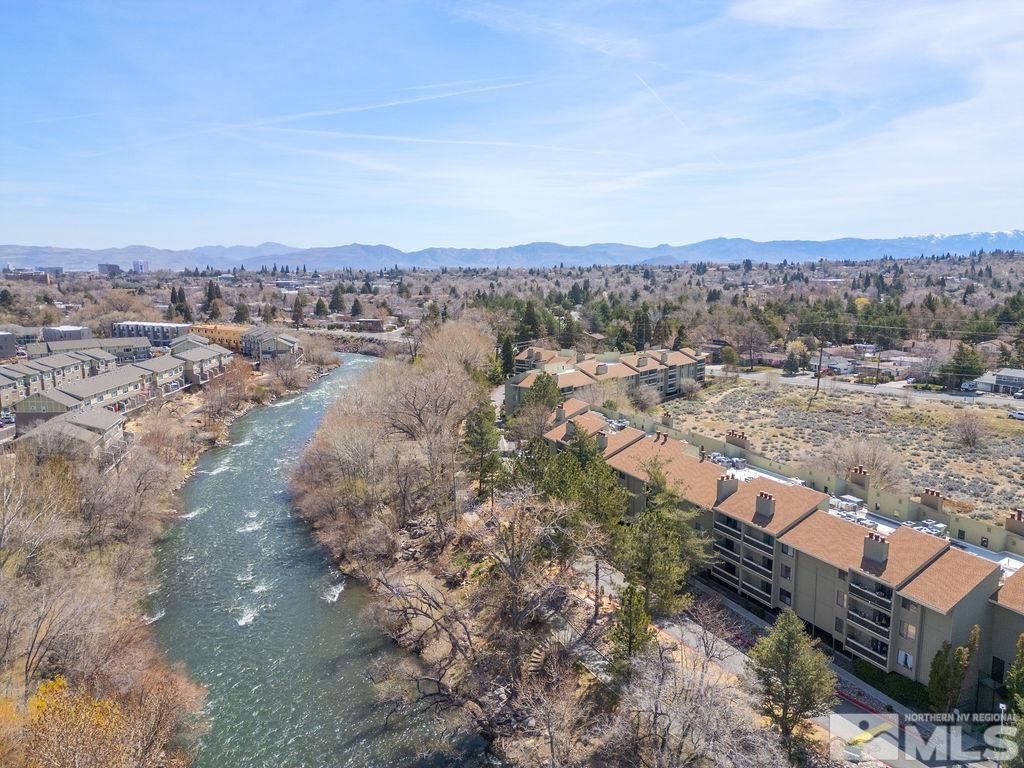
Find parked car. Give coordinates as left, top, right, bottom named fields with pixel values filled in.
left=1014, top=390, right=1024, bottom=399
left=961, top=381, right=978, bottom=392
left=905, top=376, right=916, bottom=384
left=1009, top=411, right=1024, bottom=421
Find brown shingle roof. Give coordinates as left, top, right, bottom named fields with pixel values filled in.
left=606, top=435, right=726, bottom=508
left=900, top=547, right=999, bottom=614
left=780, top=512, right=947, bottom=586
left=576, top=359, right=636, bottom=381
left=599, top=426, right=646, bottom=458
left=993, top=568, right=1024, bottom=616
left=715, top=477, right=827, bottom=535
left=543, top=411, right=609, bottom=443
left=619, top=353, right=667, bottom=372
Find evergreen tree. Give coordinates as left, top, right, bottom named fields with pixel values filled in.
left=783, top=351, right=800, bottom=375
left=329, top=284, right=344, bottom=313
left=927, top=625, right=979, bottom=713
left=261, top=304, right=274, bottom=323
left=520, top=301, right=542, bottom=340
left=233, top=302, right=250, bottom=323
left=609, top=584, right=655, bottom=682
left=500, top=335, right=515, bottom=378
left=522, top=371, right=561, bottom=411
left=748, top=608, right=837, bottom=759
left=314, top=297, right=328, bottom=317
left=291, top=294, right=305, bottom=328
left=939, top=343, right=985, bottom=389
left=351, top=297, right=363, bottom=317
left=1005, top=633, right=1024, bottom=717
left=462, top=403, right=503, bottom=501
left=616, top=468, right=687, bottom=614
left=577, top=453, right=628, bottom=529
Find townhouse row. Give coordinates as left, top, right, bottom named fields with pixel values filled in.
left=112, top=321, right=302, bottom=360
left=505, top=346, right=706, bottom=411
left=543, top=400, right=1024, bottom=710
left=0, top=348, right=118, bottom=411
left=13, top=336, right=234, bottom=435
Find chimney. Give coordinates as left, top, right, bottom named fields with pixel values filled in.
left=596, top=363, right=608, bottom=375
left=661, top=432, right=669, bottom=444
left=654, top=430, right=662, bottom=442
left=596, top=431, right=609, bottom=452
left=638, top=356, right=648, bottom=367
left=725, top=429, right=750, bottom=450
left=565, top=420, right=576, bottom=437
left=527, top=348, right=535, bottom=361
left=848, top=464, right=870, bottom=493
left=660, top=351, right=669, bottom=364
left=716, top=474, right=738, bottom=504
left=554, top=406, right=566, bottom=424
left=576, top=351, right=587, bottom=362
left=1007, top=509, right=1024, bottom=537
left=920, top=488, right=944, bottom=515
left=863, top=532, right=890, bottom=564
left=755, top=491, right=776, bottom=520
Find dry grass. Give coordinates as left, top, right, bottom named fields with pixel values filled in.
left=663, top=380, right=1024, bottom=521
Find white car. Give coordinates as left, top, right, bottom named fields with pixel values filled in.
left=1010, top=411, right=1024, bottom=421
left=1014, top=390, right=1024, bottom=399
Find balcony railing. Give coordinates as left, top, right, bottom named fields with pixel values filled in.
left=743, top=534, right=774, bottom=555
left=711, top=564, right=740, bottom=585
left=846, top=633, right=889, bottom=668
left=849, top=581, right=893, bottom=609
left=714, top=520, right=742, bottom=540
left=847, top=610, right=892, bottom=640
left=741, top=556, right=773, bottom=579
left=714, top=541, right=741, bottom=564
left=740, top=581, right=773, bottom=606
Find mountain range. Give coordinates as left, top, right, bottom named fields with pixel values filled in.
left=2, top=231, right=1021, bottom=272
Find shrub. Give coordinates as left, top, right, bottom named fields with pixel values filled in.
left=851, top=658, right=931, bottom=711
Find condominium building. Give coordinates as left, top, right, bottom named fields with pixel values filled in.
left=26, top=337, right=152, bottom=363
left=542, top=403, right=1024, bottom=707
left=112, top=320, right=192, bottom=346
left=190, top=323, right=249, bottom=352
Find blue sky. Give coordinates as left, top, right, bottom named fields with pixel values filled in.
left=2, top=0, right=1022, bottom=250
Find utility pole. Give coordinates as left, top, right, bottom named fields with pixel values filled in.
left=815, top=345, right=825, bottom=395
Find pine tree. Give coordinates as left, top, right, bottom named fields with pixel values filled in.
left=233, top=302, right=250, bottom=323
left=1005, top=634, right=1024, bottom=717
left=351, top=297, right=363, bottom=317
left=500, top=335, right=515, bottom=377
left=522, top=371, right=561, bottom=411
left=314, top=297, right=328, bottom=317
left=783, top=351, right=800, bottom=375
left=329, top=284, right=344, bottom=313
left=462, top=403, right=503, bottom=501
left=291, top=294, right=305, bottom=328
left=609, top=584, right=655, bottom=682
left=748, top=608, right=837, bottom=759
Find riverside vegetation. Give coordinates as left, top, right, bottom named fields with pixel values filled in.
left=0, top=341, right=337, bottom=767
left=291, top=319, right=840, bottom=767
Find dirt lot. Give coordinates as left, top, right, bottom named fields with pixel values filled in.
left=662, top=378, right=1024, bottom=521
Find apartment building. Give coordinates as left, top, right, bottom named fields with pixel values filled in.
left=26, top=337, right=152, bottom=363
left=132, top=355, right=186, bottom=395
left=21, top=407, right=127, bottom=458
left=542, top=402, right=1024, bottom=706
left=506, top=346, right=706, bottom=412
left=41, top=325, right=91, bottom=342
left=112, top=320, right=192, bottom=346
left=173, top=345, right=230, bottom=386
left=240, top=326, right=302, bottom=360
left=0, top=332, right=16, bottom=360
left=190, top=323, right=249, bottom=352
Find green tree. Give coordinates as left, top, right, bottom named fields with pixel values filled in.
left=314, top=297, right=328, bottom=317
left=1004, top=633, right=1024, bottom=717
left=748, top=608, right=837, bottom=759
left=927, top=625, right=979, bottom=712
left=523, top=371, right=561, bottom=411
left=462, top=403, right=503, bottom=501
left=291, top=294, right=305, bottom=328
left=783, top=351, right=800, bottom=375
left=233, top=301, right=250, bottom=323
left=329, top=283, right=344, bottom=313
left=721, top=345, right=739, bottom=369
left=616, top=469, right=687, bottom=614
left=609, top=584, right=655, bottom=682
left=939, top=342, right=985, bottom=389
left=351, top=297, right=364, bottom=317
left=500, top=335, right=515, bottom=378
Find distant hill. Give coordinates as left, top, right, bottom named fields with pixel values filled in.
left=2, top=231, right=1021, bottom=272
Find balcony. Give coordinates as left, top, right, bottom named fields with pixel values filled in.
left=849, top=580, right=893, bottom=608
left=743, top=533, right=774, bottom=555
left=741, top=555, right=773, bottom=580
left=714, top=519, right=742, bottom=540
left=714, top=541, right=741, bottom=564
left=847, top=609, right=892, bottom=640
left=740, top=580, right=773, bottom=606
left=711, top=563, right=740, bottom=585
left=846, top=633, right=889, bottom=668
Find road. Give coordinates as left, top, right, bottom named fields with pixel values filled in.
left=708, top=366, right=1021, bottom=409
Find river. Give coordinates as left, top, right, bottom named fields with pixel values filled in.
left=150, top=355, right=476, bottom=768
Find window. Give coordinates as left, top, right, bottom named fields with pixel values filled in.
left=897, top=650, right=914, bottom=670
left=780, top=543, right=794, bottom=556
left=838, top=570, right=847, bottom=581
left=779, top=588, right=792, bottom=606
left=837, top=591, right=846, bottom=608
left=957, top=529, right=966, bottom=540
left=981, top=537, right=989, bottom=548
left=993, top=657, right=1006, bottom=685
left=901, top=598, right=915, bottom=611
left=835, top=617, right=844, bottom=634
left=781, top=564, right=792, bottom=580
left=899, top=621, right=917, bottom=640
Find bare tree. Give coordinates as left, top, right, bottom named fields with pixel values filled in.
left=951, top=409, right=986, bottom=449
left=809, top=437, right=907, bottom=492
